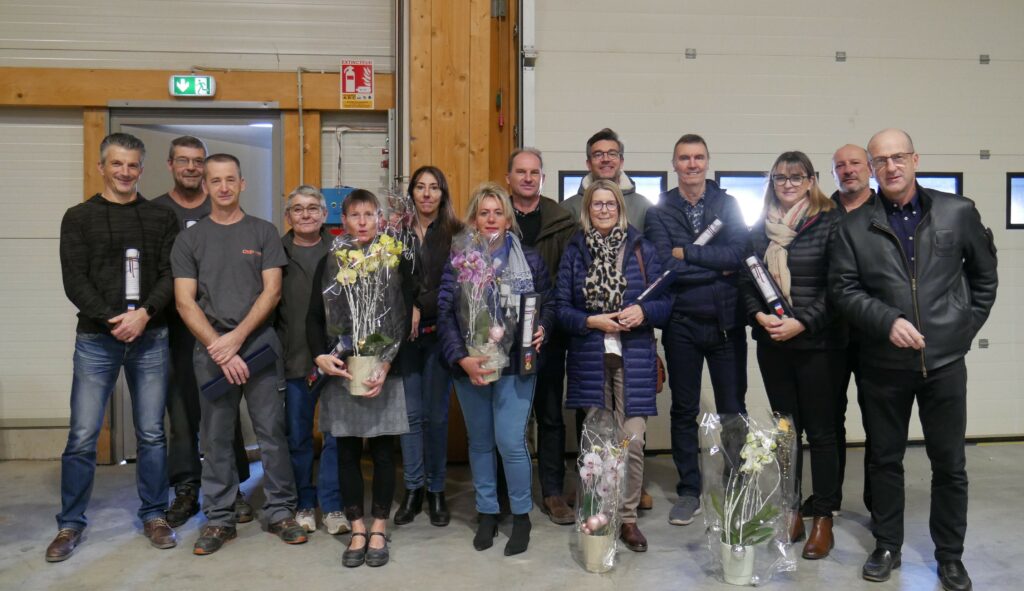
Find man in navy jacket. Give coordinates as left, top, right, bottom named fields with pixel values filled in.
left=644, top=134, right=749, bottom=526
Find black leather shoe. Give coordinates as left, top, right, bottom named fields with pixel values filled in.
left=393, top=487, right=424, bottom=525
left=862, top=548, right=901, bottom=582
left=426, top=491, right=450, bottom=527
left=937, top=560, right=972, bottom=591
left=342, top=532, right=368, bottom=567
left=365, top=531, right=391, bottom=567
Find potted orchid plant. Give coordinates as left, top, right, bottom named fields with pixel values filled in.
left=451, top=231, right=512, bottom=383
left=701, top=413, right=795, bottom=586
left=326, top=231, right=406, bottom=395
left=573, top=413, right=634, bottom=573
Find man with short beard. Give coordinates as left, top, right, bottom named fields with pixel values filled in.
left=153, top=137, right=253, bottom=528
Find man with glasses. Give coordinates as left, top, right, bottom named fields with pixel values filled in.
left=172, top=154, right=306, bottom=554
left=506, top=148, right=577, bottom=523
left=562, top=128, right=651, bottom=231
left=644, top=133, right=749, bottom=527
left=830, top=129, right=997, bottom=590
left=154, top=136, right=253, bottom=528
left=276, top=186, right=348, bottom=535
left=48, top=133, right=180, bottom=561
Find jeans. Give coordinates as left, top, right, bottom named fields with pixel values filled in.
left=399, top=335, right=451, bottom=492
left=57, top=327, right=170, bottom=531
left=454, top=374, right=537, bottom=515
left=285, top=378, right=341, bottom=512
left=663, top=314, right=747, bottom=497
left=757, top=345, right=843, bottom=515
left=861, top=359, right=968, bottom=561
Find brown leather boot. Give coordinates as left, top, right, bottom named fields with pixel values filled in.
left=788, top=511, right=806, bottom=543
left=802, top=516, right=834, bottom=559
left=619, top=522, right=648, bottom=552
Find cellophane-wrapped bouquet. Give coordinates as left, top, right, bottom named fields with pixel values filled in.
left=699, top=411, right=797, bottom=586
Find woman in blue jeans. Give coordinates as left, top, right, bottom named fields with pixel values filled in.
left=394, top=166, right=464, bottom=526
left=437, top=182, right=554, bottom=556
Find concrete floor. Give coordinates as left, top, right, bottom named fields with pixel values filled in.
left=1, top=444, right=1021, bottom=591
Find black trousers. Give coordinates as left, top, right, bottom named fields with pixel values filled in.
left=860, top=358, right=968, bottom=561
left=336, top=435, right=396, bottom=520
left=757, top=344, right=844, bottom=516
left=532, top=343, right=567, bottom=497
left=165, top=317, right=249, bottom=491
left=835, top=339, right=871, bottom=511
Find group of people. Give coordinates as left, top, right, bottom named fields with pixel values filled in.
left=49, top=126, right=997, bottom=591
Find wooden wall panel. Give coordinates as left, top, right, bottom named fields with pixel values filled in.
left=82, top=108, right=106, bottom=199
left=283, top=110, right=324, bottom=194
left=409, top=0, right=433, bottom=169
left=467, top=0, right=490, bottom=200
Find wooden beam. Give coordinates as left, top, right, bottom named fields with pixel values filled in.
left=0, top=67, right=394, bottom=111
left=409, top=0, right=433, bottom=171
left=83, top=108, right=107, bottom=199
left=467, top=0, right=491, bottom=206
left=302, top=111, right=322, bottom=186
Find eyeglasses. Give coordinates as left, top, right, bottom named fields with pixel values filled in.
left=171, top=157, right=205, bottom=167
left=772, top=174, right=809, bottom=186
left=288, top=205, right=324, bottom=216
left=590, top=150, right=621, bottom=160
left=590, top=201, right=619, bottom=212
left=870, top=152, right=913, bottom=169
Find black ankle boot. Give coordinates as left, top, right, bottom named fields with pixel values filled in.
left=426, top=491, right=450, bottom=527
left=393, top=487, right=424, bottom=525
left=504, top=513, right=531, bottom=556
left=474, top=513, right=499, bottom=551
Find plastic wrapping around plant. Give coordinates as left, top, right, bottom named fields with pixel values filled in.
left=699, top=411, right=798, bottom=586
left=569, top=410, right=636, bottom=574
left=382, top=184, right=417, bottom=269
left=322, top=231, right=408, bottom=393
left=450, top=230, right=515, bottom=380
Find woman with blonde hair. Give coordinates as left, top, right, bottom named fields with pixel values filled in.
left=740, top=151, right=846, bottom=560
left=437, top=182, right=554, bottom=556
left=555, top=179, right=671, bottom=552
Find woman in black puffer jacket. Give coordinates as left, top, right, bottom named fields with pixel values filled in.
left=740, top=151, right=847, bottom=561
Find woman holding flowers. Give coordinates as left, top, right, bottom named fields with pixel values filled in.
left=394, top=166, right=464, bottom=527
left=307, top=189, right=412, bottom=568
left=555, top=179, right=671, bottom=553
left=437, top=182, right=554, bottom=556
left=739, top=151, right=846, bottom=560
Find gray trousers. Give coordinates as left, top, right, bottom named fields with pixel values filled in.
left=195, top=327, right=296, bottom=526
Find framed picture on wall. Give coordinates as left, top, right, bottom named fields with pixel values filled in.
left=558, top=170, right=667, bottom=205
left=1007, top=173, right=1024, bottom=229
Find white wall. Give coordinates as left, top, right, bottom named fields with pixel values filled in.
left=535, top=0, right=1024, bottom=444
left=0, top=0, right=395, bottom=72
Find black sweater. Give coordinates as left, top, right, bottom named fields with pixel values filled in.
left=59, top=193, right=180, bottom=334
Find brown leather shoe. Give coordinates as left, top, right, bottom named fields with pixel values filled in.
left=789, top=511, right=806, bottom=543
left=45, top=528, right=82, bottom=562
left=802, top=516, right=834, bottom=559
left=638, top=487, right=653, bottom=511
left=268, top=517, right=309, bottom=544
left=143, top=517, right=178, bottom=549
left=541, top=495, right=574, bottom=525
left=619, top=522, right=648, bottom=552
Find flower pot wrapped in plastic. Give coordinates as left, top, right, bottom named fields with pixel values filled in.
left=699, top=411, right=797, bottom=586
left=322, top=232, right=408, bottom=396
left=570, top=411, right=635, bottom=573
left=450, top=231, right=514, bottom=382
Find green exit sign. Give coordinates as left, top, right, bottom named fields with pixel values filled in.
left=169, top=75, right=216, bottom=97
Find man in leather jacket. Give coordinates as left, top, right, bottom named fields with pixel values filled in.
left=829, top=128, right=997, bottom=591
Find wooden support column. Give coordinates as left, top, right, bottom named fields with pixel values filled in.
left=284, top=110, right=323, bottom=192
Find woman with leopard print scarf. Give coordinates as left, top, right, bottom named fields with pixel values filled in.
left=555, top=179, right=672, bottom=553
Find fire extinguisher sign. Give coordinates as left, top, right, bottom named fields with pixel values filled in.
left=340, top=59, right=374, bottom=110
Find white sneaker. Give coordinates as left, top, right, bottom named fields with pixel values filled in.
left=323, top=511, right=351, bottom=535
left=295, top=508, right=317, bottom=533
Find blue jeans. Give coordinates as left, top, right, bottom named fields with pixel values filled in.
left=663, top=314, right=747, bottom=497
left=57, top=328, right=170, bottom=531
left=399, top=335, right=452, bottom=492
left=285, top=378, right=341, bottom=511
left=454, top=374, right=536, bottom=515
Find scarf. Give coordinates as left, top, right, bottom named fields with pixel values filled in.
left=763, top=198, right=809, bottom=305
left=497, top=233, right=534, bottom=312
left=583, top=227, right=627, bottom=312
